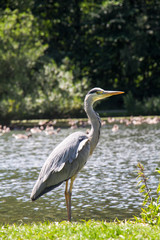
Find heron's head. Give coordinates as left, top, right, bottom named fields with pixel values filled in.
left=85, top=87, right=124, bottom=104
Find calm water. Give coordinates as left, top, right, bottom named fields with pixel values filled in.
left=0, top=123, right=160, bottom=224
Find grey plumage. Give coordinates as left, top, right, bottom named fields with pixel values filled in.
left=31, top=132, right=90, bottom=200
left=30, top=87, right=124, bottom=221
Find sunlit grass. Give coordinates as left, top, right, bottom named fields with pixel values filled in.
left=1, top=221, right=160, bottom=240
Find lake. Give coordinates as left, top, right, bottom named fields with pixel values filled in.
left=0, top=123, right=160, bottom=224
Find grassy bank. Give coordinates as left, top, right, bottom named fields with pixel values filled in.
left=1, top=221, right=160, bottom=240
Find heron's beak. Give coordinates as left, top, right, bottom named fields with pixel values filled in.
left=102, top=91, right=124, bottom=98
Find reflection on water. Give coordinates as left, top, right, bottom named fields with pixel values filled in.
left=0, top=123, right=160, bottom=224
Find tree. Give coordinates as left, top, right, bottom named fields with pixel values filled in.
left=0, top=8, right=47, bottom=118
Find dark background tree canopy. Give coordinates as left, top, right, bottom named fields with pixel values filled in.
left=0, top=0, right=160, bottom=121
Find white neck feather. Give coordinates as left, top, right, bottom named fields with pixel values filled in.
left=84, top=97, right=101, bottom=155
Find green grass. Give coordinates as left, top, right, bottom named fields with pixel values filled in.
left=1, top=221, right=160, bottom=240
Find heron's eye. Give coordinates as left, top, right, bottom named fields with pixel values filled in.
left=97, top=91, right=103, bottom=95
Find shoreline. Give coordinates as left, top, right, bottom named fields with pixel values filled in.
left=9, top=115, right=160, bottom=129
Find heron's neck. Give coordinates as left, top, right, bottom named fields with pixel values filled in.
left=84, top=99, right=101, bottom=155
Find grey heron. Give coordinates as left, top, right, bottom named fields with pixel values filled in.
left=30, top=87, right=124, bottom=221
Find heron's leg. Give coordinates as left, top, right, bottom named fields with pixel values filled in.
left=68, top=175, right=76, bottom=222
left=65, top=180, right=70, bottom=221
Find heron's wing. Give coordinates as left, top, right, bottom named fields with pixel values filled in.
left=39, top=132, right=90, bottom=183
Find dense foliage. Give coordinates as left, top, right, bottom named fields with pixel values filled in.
left=0, top=0, right=160, bottom=120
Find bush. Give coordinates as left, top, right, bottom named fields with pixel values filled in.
left=134, top=163, right=160, bottom=225
left=123, top=92, right=160, bottom=115
left=32, top=58, right=89, bottom=118
left=144, top=96, right=160, bottom=115
left=0, top=58, right=89, bottom=120
left=0, top=8, right=47, bottom=120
